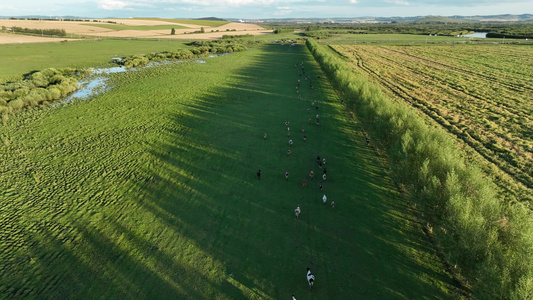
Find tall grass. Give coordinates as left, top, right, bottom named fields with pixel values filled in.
left=306, top=38, right=533, bottom=298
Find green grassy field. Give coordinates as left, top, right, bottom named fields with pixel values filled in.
left=80, top=23, right=188, bottom=31
left=0, top=44, right=461, bottom=298
left=131, top=18, right=230, bottom=27
left=0, top=40, right=189, bottom=81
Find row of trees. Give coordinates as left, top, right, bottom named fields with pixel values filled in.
left=305, top=38, right=533, bottom=298
left=298, top=23, right=533, bottom=38
left=0, top=68, right=84, bottom=121
left=5, top=26, right=67, bottom=36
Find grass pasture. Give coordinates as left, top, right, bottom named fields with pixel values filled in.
left=80, top=23, right=188, bottom=31
left=332, top=44, right=533, bottom=204
left=0, top=39, right=189, bottom=81
left=0, top=44, right=460, bottom=298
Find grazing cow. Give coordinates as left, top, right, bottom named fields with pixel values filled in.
left=301, top=126, right=305, bottom=133
left=287, top=149, right=291, bottom=155
left=316, top=155, right=321, bottom=164
left=309, top=169, right=314, bottom=179
left=302, top=178, right=307, bottom=187
left=303, top=135, right=307, bottom=142
left=308, top=119, right=312, bottom=124
left=306, top=267, right=315, bottom=290
left=366, top=137, right=370, bottom=146
left=295, top=205, right=301, bottom=218
left=285, top=171, right=289, bottom=180
left=257, top=169, right=261, bottom=180
left=322, top=174, right=327, bottom=181
left=307, top=108, right=310, bottom=114
left=331, top=200, right=335, bottom=208
left=291, top=294, right=296, bottom=300
left=264, top=133, right=267, bottom=139
left=287, top=130, right=291, bottom=137
left=319, top=182, right=323, bottom=191
left=322, top=194, right=327, bottom=204
left=289, top=139, right=293, bottom=146
left=322, top=158, right=326, bottom=165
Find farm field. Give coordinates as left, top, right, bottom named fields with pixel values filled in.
left=320, top=33, right=527, bottom=44
left=0, top=44, right=461, bottom=298
left=0, top=18, right=269, bottom=42
left=332, top=44, right=533, bottom=204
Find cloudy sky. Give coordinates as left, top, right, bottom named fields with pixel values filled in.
left=1, top=0, right=531, bottom=19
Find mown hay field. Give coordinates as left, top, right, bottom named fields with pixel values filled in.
left=332, top=44, right=533, bottom=204
left=0, top=44, right=462, bottom=298
left=0, top=18, right=268, bottom=42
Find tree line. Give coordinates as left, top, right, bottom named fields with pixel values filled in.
left=4, top=26, right=67, bottom=37
left=305, top=38, right=533, bottom=299
left=267, top=22, right=533, bottom=38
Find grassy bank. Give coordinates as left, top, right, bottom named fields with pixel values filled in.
left=1, top=44, right=459, bottom=298
left=0, top=39, right=189, bottom=81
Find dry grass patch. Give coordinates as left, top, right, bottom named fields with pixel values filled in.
left=0, top=32, right=78, bottom=44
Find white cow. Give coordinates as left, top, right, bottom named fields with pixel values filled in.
left=306, top=267, right=315, bottom=290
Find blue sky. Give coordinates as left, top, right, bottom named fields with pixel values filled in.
left=1, top=0, right=532, bottom=19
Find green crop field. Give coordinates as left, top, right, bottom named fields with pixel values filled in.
left=132, top=18, right=230, bottom=27
left=0, top=40, right=189, bottom=81
left=331, top=44, right=533, bottom=204
left=80, top=23, right=188, bottom=31
left=0, top=44, right=461, bottom=298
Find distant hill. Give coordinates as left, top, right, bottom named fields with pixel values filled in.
left=412, top=16, right=474, bottom=24
left=195, top=17, right=226, bottom=21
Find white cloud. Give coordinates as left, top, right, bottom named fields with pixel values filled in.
left=158, top=0, right=275, bottom=6
left=98, top=0, right=128, bottom=10
left=349, top=0, right=358, bottom=3
left=384, top=0, right=410, bottom=5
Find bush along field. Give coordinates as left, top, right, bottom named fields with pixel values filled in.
left=0, top=68, right=89, bottom=123
left=0, top=44, right=462, bottom=298
left=118, top=39, right=260, bottom=69
left=305, top=38, right=533, bottom=298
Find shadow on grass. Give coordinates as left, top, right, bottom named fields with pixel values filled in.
left=5, top=44, right=467, bottom=299
left=122, top=44, right=466, bottom=298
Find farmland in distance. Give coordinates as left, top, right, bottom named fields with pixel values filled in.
left=332, top=44, right=533, bottom=204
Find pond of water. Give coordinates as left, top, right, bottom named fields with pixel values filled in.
left=462, top=32, right=488, bottom=38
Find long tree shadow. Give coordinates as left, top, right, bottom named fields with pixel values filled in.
left=6, top=44, right=467, bottom=299
left=125, top=44, right=465, bottom=298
